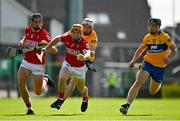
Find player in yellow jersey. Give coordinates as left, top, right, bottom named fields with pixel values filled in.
left=82, top=18, right=98, bottom=72
left=120, top=18, right=178, bottom=115
left=63, top=18, right=98, bottom=111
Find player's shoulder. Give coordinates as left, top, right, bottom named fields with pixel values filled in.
left=92, top=30, right=97, bottom=34
left=91, top=30, right=97, bottom=36
left=61, top=31, right=71, bottom=38
left=81, top=37, right=88, bottom=44
left=40, top=28, right=50, bottom=34
left=160, top=31, right=170, bottom=37
left=60, top=31, right=72, bottom=42
left=25, top=26, right=32, bottom=33
left=143, top=33, right=151, bottom=40
left=81, top=37, right=89, bottom=49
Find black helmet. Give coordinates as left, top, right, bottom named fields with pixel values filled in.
left=31, top=13, right=43, bottom=21
left=147, top=18, right=161, bottom=26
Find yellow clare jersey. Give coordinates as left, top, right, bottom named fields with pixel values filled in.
left=83, top=30, right=98, bottom=61
left=142, top=31, right=175, bottom=67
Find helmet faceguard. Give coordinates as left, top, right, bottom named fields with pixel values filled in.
left=82, top=18, right=94, bottom=35
left=82, top=18, right=94, bottom=26
left=147, top=18, right=161, bottom=35
left=70, top=24, right=83, bottom=41
left=31, top=13, right=43, bottom=31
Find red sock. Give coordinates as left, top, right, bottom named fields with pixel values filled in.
left=26, top=103, right=31, bottom=108
left=58, top=92, right=64, bottom=100
left=26, top=103, right=32, bottom=110
left=82, top=96, right=88, bottom=102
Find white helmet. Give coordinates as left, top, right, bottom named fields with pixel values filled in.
left=82, top=18, right=94, bottom=26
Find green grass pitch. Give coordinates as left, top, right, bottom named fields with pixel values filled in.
left=0, top=97, right=180, bottom=121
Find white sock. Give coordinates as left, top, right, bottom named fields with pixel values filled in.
left=27, top=107, right=33, bottom=110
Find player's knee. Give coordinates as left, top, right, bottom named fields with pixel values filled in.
left=85, top=86, right=88, bottom=91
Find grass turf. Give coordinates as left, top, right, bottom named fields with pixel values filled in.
left=0, top=97, right=180, bottom=120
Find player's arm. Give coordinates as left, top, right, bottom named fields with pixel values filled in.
left=18, top=36, right=26, bottom=49
left=90, top=39, right=98, bottom=51
left=164, top=38, right=178, bottom=64
left=89, top=34, right=98, bottom=61
left=38, top=39, right=57, bottom=54
left=43, top=35, right=61, bottom=52
left=168, top=44, right=178, bottom=60
left=129, top=44, right=147, bottom=68
left=77, top=49, right=91, bottom=61
left=90, top=42, right=97, bottom=59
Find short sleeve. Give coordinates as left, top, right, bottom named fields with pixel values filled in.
left=141, top=36, right=147, bottom=46
left=60, top=32, right=70, bottom=43
left=44, top=31, right=51, bottom=43
left=164, top=34, right=175, bottom=47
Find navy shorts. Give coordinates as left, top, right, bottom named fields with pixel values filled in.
left=143, top=61, right=165, bottom=83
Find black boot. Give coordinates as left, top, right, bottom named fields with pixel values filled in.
left=119, top=103, right=130, bottom=115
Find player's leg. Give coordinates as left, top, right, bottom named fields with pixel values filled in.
left=31, top=64, right=49, bottom=95
left=71, top=64, right=89, bottom=112
left=127, top=70, right=149, bottom=103
left=149, top=79, right=161, bottom=95
left=148, top=66, right=164, bottom=95
left=120, top=70, right=149, bottom=114
left=31, top=74, right=55, bottom=95
left=31, top=74, right=44, bottom=95
left=75, top=78, right=88, bottom=99
left=18, top=66, right=34, bottom=115
left=50, top=66, right=71, bottom=109
left=75, top=78, right=89, bottom=112
left=44, top=74, right=56, bottom=89
left=64, top=79, right=76, bottom=100
left=58, top=66, right=71, bottom=98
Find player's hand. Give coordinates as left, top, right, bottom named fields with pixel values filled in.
left=41, top=48, right=47, bottom=53
left=128, top=60, right=135, bottom=68
left=39, top=40, right=48, bottom=45
left=77, top=53, right=85, bottom=61
left=18, top=41, right=24, bottom=49
left=163, top=56, right=170, bottom=65
left=90, top=51, right=95, bottom=58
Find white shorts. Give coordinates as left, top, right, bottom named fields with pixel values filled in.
left=20, top=59, right=45, bottom=75
left=62, top=60, right=87, bottom=79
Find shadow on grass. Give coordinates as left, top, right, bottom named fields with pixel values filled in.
left=121, top=114, right=153, bottom=116
left=45, top=113, right=83, bottom=116
left=2, top=113, right=83, bottom=117
left=2, top=114, right=28, bottom=116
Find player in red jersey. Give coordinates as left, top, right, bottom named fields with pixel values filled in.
left=64, top=18, right=98, bottom=99
left=43, top=24, right=90, bottom=112
left=18, top=13, right=57, bottom=115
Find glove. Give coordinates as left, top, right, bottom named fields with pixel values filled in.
left=85, top=60, right=96, bottom=72
left=16, top=49, right=23, bottom=55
